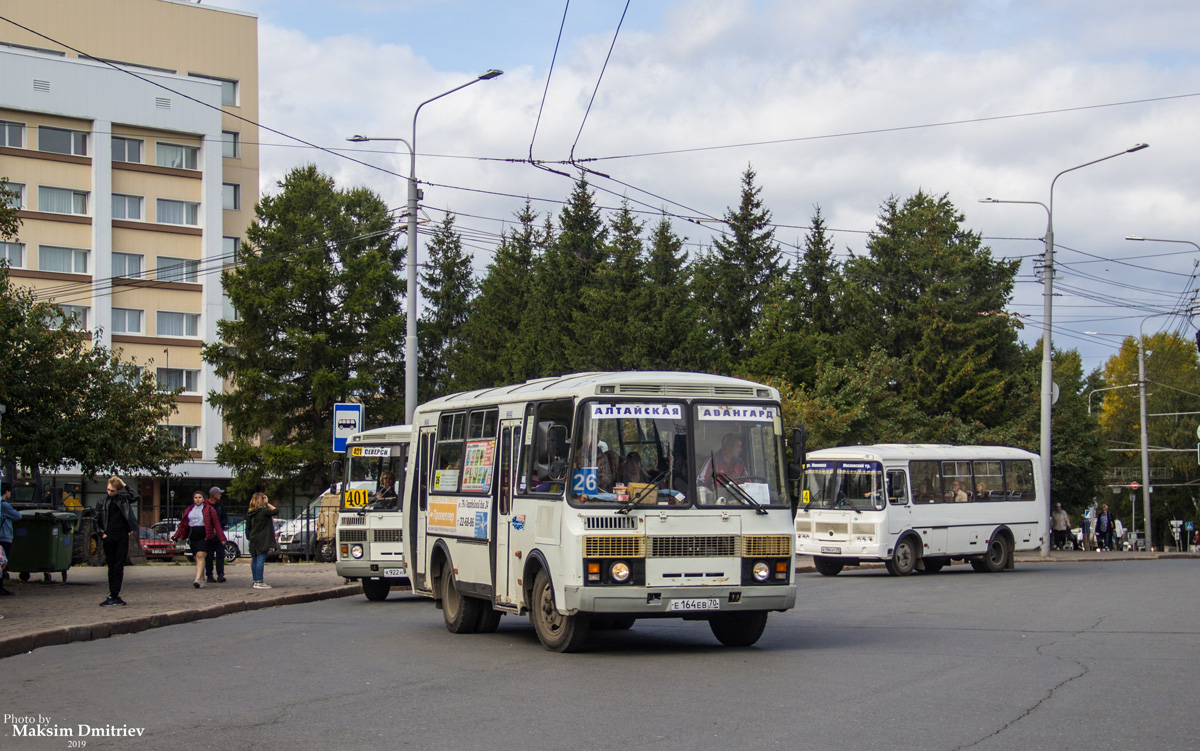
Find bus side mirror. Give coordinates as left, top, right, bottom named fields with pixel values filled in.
left=790, top=425, right=806, bottom=471
left=788, top=463, right=804, bottom=482
left=330, top=460, right=343, bottom=494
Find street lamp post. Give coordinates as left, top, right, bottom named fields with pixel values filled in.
left=349, top=68, right=502, bottom=423
left=980, top=142, right=1147, bottom=555
left=1085, top=383, right=1138, bottom=414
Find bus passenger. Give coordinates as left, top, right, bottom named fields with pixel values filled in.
left=974, top=482, right=989, bottom=502
left=946, top=480, right=968, bottom=503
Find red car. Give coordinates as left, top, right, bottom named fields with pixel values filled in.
left=139, top=527, right=182, bottom=561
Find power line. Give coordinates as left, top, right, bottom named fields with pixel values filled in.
left=529, top=0, right=571, bottom=163
left=569, top=0, right=629, bottom=163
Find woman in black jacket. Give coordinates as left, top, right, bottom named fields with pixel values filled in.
left=96, top=476, right=139, bottom=606
left=246, top=492, right=279, bottom=589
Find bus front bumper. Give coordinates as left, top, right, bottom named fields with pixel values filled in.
left=563, top=584, right=796, bottom=615
left=335, top=560, right=408, bottom=582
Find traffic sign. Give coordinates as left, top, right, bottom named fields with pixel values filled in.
left=333, top=403, right=363, bottom=452
left=1130, top=481, right=1140, bottom=490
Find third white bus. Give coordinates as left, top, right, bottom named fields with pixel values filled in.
left=795, top=444, right=1045, bottom=576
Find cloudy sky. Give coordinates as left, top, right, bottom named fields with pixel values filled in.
left=215, top=0, right=1200, bottom=375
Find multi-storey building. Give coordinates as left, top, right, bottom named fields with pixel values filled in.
left=0, top=0, right=258, bottom=519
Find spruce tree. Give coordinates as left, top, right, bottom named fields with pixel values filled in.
left=419, top=213, right=476, bottom=400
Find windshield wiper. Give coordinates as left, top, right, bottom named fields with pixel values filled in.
left=835, top=493, right=862, bottom=513
left=714, top=472, right=768, bottom=515
left=616, top=483, right=658, bottom=515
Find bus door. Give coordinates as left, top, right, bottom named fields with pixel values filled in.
left=492, top=420, right=521, bottom=608
left=411, top=427, right=437, bottom=593
left=887, top=468, right=912, bottom=535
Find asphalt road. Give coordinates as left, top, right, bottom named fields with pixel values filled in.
left=3, top=559, right=1198, bottom=751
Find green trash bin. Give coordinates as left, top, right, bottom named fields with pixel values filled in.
left=9, top=510, right=76, bottom=583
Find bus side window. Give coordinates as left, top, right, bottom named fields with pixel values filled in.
left=887, top=470, right=908, bottom=505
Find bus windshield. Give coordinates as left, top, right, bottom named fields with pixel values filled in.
left=568, top=400, right=788, bottom=509
left=803, top=461, right=886, bottom=511
left=342, top=447, right=406, bottom=511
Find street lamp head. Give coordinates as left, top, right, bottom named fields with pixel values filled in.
left=478, top=69, right=503, bottom=80
left=1126, top=143, right=1149, bottom=153
left=979, top=198, right=997, bottom=203
left=347, top=135, right=369, bottom=142
left=1125, top=236, right=1145, bottom=241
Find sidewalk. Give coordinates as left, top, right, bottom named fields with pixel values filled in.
left=0, top=559, right=363, bottom=659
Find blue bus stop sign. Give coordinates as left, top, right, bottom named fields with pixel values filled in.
left=333, top=403, right=363, bottom=452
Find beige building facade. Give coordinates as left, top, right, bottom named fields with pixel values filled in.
left=1, top=0, right=258, bottom=517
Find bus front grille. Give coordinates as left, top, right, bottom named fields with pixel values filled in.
left=339, top=529, right=367, bottom=543
left=339, top=516, right=366, bottom=526
left=584, top=535, right=646, bottom=558
left=742, top=534, right=792, bottom=557
left=583, top=515, right=638, bottom=531
left=815, top=522, right=849, bottom=537
left=373, top=529, right=402, bottom=543
left=650, top=535, right=737, bottom=558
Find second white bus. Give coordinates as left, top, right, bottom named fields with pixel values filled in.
left=795, top=444, right=1045, bottom=576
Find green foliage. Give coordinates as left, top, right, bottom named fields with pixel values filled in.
left=1, top=179, right=20, bottom=241
left=571, top=200, right=649, bottom=370
left=0, top=268, right=188, bottom=477
left=202, top=165, right=403, bottom=499
left=641, top=214, right=708, bottom=371
left=419, top=213, right=476, bottom=400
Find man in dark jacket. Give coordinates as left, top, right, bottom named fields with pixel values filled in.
left=96, top=477, right=139, bottom=606
left=205, top=486, right=229, bottom=582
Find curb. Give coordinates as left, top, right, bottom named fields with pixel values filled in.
left=0, top=584, right=359, bottom=660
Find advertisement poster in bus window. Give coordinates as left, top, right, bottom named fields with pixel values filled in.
left=426, top=497, right=490, bottom=540
left=461, top=439, right=496, bottom=493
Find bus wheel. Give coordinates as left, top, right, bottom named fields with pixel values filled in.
left=362, top=578, right=390, bottom=601
left=475, top=606, right=503, bottom=633
left=885, top=538, right=917, bottom=576
left=921, top=558, right=946, bottom=574
left=709, top=611, right=769, bottom=647
left=813, top=556, right=844, bottom=576
left=983, top=537, right=1010, bottom=573
left=531, top=569, right=589, bottom=652
left=441, top=561, right=482, bottom=633
left=611, top=617, right=636, bottom=630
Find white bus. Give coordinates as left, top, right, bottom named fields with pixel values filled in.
left=402, top=372, right=798, bottom=652
left=335, top=425, right=412, bottom=600
left=795, top=444, right=1044, bottom=576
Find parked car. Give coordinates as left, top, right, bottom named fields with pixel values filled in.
left=276, top=516, right=320, bottom=560
left=151, top=518, right=179, bottom=537
left=222, top=519, right=286, bottom=562
left=139, top=526, right=183, bottom=561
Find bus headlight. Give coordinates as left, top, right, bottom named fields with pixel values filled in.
left=351, top=544, right=364, bottom=559
left=752, top=561, right=770, bottom=582
left=610, top=561, right=631, bottom=583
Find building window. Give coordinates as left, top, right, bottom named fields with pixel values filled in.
left=161, top=424, right=200, bottom=449
left=47, top=304, right=88, bottom=331
left=112, top=136, right=143, bottom=163
left=111, top=307, right=143, bottom=334
left=156, top=256, right=199, bottom=283
left=222, top=236, right=240, bottom=262
left=156, top=367, right=199, bottom=393
left=3, top=182, right=23, bottom=209
left=222, top=183, right=240, bottom=211
left=156, top=199, right=199, bottom=226
left=38, top=126, right=88, bottom=156
left=0, top=120, right=23, bottom=148
left=39, top=245, right=89, bottom=274
left=221, top=130, right=240, bottom=159
left=1, top=242, right=24, bottom=268
left=188, top=73, right=238, bottom=106
left=38, top=186, right=88, bottom=215
left=112, top=252, right=143, bottom=278
left=157, top=311, right=200, bottom=337
left=112, top=193, right=143, bottom=220
left=155, top=142, right=199, bottom=170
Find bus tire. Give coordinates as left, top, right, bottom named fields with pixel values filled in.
left=921, top=558, right=946, bottom=573
left=611, top=617, right=636, bottom=630
left=530, top=569, right=589, bottom=652
left=885, top=537, right=917, bottom=576
left=441, top=560, right=482, bottom=633
left=709, top=611, right=769, bottom=647
left=362, top=578, right=390, bottom=601
left=475, top=605, right=503, bottom=633
left=969, top=558, right=988, bottom=572
left=983, top=536, right=1009, bottom=573
left=813, top=556, right=844, bottom=576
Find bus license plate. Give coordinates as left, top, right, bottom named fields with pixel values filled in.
left=820, top=546, right=841, bottom=554
left=667, top=598, right=721, bottom=612
left=383, top=568, right=403, bottom=577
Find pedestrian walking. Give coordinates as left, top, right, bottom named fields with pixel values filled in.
left=1051, top=503, right=1071, bottom=550
left=204, top=486, right=229, bottom=583
left=1094, top=504, right=1116, bottom=552
left=246, top=492, right=279, bottom=589
left=0, top=482, right=21, bottom=596
left=95, top=476, right=139, bottom=606
left=173, top=490, right=225, bottom=588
